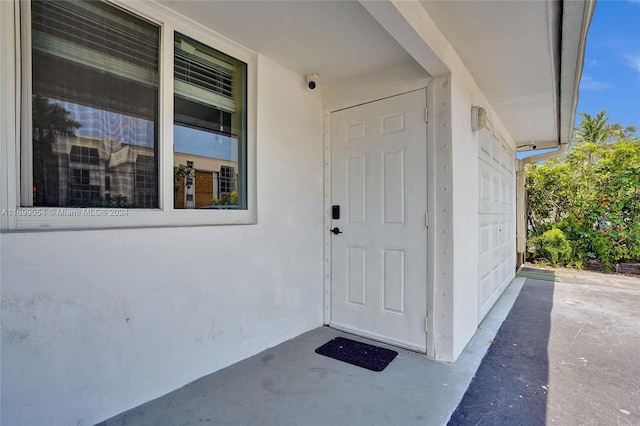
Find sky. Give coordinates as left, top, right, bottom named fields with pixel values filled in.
left=575, top=0, right=640, bottom=132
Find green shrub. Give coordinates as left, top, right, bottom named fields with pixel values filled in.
left=526, top=112, right=640, bottom=266
left=530, top=228, right=572, bottom=266
left=213, top=190, right=238, bottom=206
left=567, top=260, right=583, bottom=270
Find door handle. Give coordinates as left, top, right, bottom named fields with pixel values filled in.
left=330, top=227, right=343, bottom=235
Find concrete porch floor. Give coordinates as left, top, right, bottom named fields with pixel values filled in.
left=101, top=278, right=526, bottom=426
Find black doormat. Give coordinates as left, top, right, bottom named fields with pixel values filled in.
left=315, top=337, right=398, bottom=372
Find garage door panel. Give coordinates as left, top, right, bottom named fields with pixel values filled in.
left=480, top=164, right=492, bottom=213
left=491, top=266, right=501, bottom=294
left=480, top=160, right=514, bottom=215
left=479, top=130, right=492, bottom=164
left=478, top=131, right=516, bottom=321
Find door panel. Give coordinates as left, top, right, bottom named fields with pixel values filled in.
left=347, top=156, right=366, bottom=223
left=195, top=170, right=213, bottom=208
left=330, top=89, right=427, bottom=352
left=382, top=151, right=405, bottom=224
left=382, top=248, right=406, bottom=314
left=347, top=247, right=367, bottom=306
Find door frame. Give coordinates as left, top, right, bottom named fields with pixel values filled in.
left=322, top=85, right=437, bottom=357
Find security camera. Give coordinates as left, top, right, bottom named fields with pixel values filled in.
left=531, top=145, right=537, bottom=150
left=305, top=73, right=319, bottom=90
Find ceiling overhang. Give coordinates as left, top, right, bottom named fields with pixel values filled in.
left=367, top=0, right=595, bottom=151
left=157, top=0, right=594, bottom=151
left=157, top=0, right=415, bottom=84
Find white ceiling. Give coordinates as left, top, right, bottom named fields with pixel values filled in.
left=158, top=0, right=414, bottom=84
left=419, top=0, right=560, bottom=148
left=158, top=0, right=589, bottom=149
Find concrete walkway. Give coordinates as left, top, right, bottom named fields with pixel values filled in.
left=100, top=278, right=526, bottom=426
left=450, top=266, right=640, bottom=425
left=100, top=267, right=640, bottom=425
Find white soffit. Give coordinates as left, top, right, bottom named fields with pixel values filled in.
left=155, top=0, right=592, bottom=149
left=420, top=0, right=560, bottom=147
left=157, top=0, right=414, bottom=84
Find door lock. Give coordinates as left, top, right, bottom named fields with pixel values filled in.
left=330, top=227, right=343, bottom=235
left=332, top=205, right=340, bottom=220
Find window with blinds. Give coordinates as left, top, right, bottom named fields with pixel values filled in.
left=174, top=36, right=235, bottom=114
left=29, top=0, right=160, bottom=208
left=173, top=33, right=247, bottom=210
left=23, top=0, right=250, bottom=217
left=31, top=0, right=159, bottom=119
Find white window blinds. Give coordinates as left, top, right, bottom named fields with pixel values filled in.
left=174, top=34, right=237, bottom=113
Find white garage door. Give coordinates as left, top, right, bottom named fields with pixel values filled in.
left=478, top=130, right=516, bottom=321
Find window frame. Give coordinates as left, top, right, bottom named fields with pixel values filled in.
left=2, top=0, right=257, bottom=231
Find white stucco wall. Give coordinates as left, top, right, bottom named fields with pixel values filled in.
left=323, top=47, right=518, bottom=361
left=0, top=0, right=526, bottom=420
left=0, top=54, right=325, bottom=426
left=323, top=51, right=517, bottom=361
left=369, top=1, right=519, bottom=361
left=323, top=60, right=431, bottom=112
left=449, top=75, right=483, bottom=358
left=448, top=72, right=517, bottom=360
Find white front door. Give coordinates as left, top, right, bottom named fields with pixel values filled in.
left=330, top=89, right=428, bottom=352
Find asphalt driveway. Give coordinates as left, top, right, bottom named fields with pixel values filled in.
left=449, top=266, right=640, bottom=425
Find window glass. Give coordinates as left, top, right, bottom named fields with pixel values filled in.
left=173, top=33, right=247, bottom=210
left=29, top=0, right=159, bottom=208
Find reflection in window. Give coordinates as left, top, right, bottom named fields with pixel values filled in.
left=69, top=146, right=99, bottom=165
left=135, top=155, right=157, bottom=208
left=69, top=169, right=100, bottom=207
left=173, top=32, right=247, bottom=209
left=219, top=166, right=235, bottom=196
left=28, top=0, right=159, bottom=208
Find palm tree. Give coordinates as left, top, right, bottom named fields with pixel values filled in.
left=574, top=110, right=637, bottom=146
left=32, top=95, right=81, bottom=205
left=606, top=122, right=638, bottom=141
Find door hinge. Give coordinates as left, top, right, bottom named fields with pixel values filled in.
left=425, top=212, right=429, bottom=228
left=425, top=107, right=429, bottom=123
left=425, top=316, right=429, bottom=332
